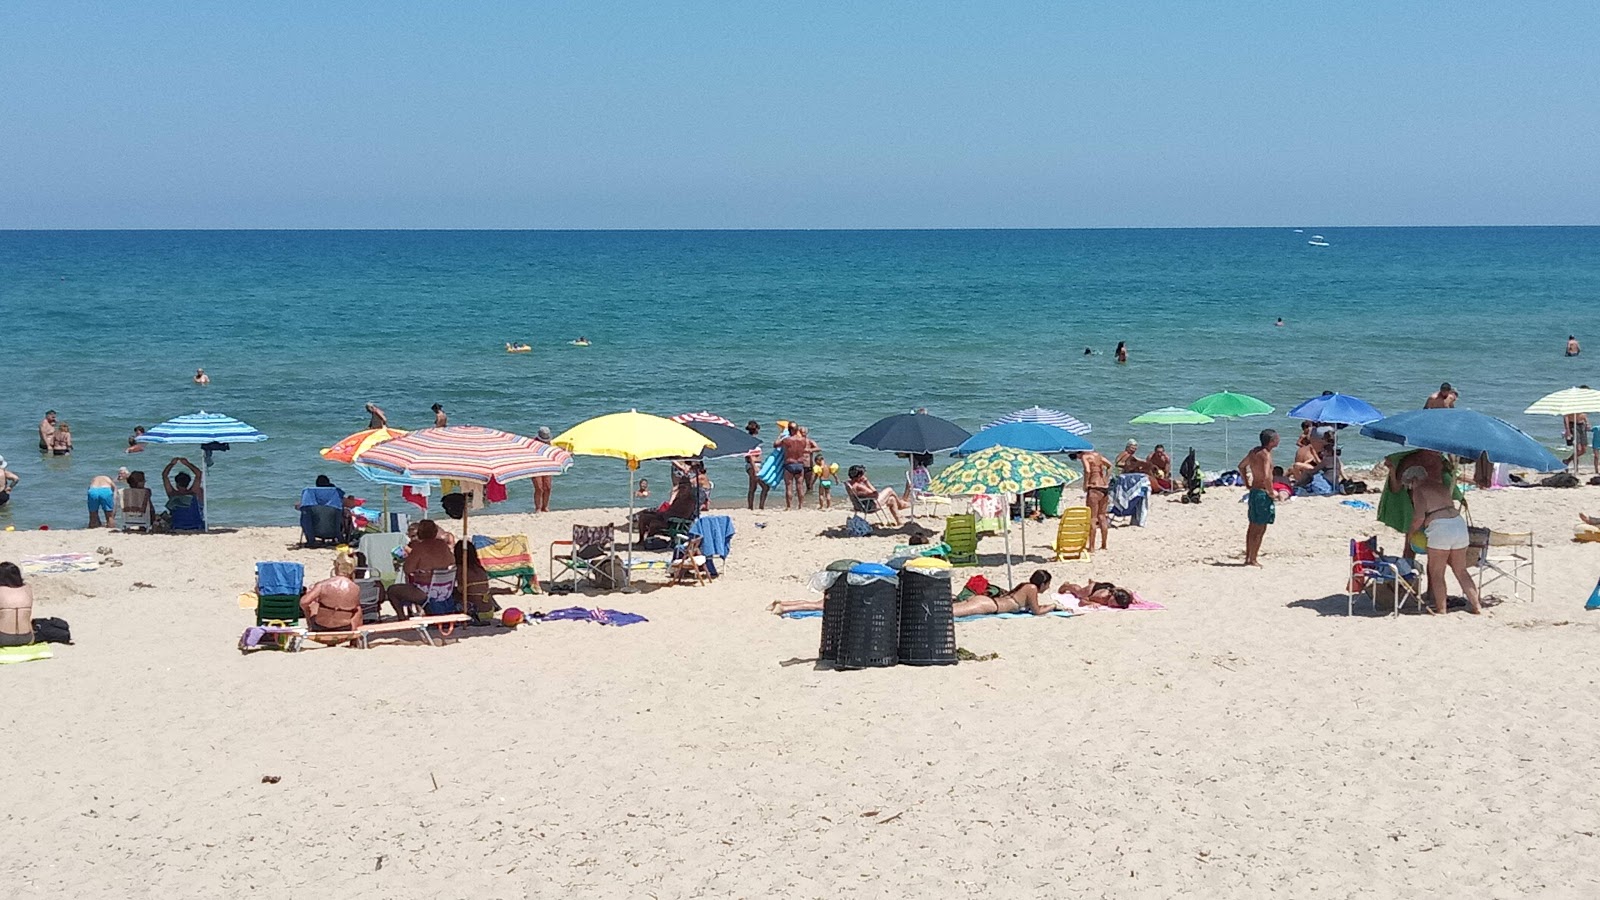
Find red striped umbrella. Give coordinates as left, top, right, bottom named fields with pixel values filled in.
left=671, top=411, right=735, bottom=427
left=359, top=426, right=573, bottom=484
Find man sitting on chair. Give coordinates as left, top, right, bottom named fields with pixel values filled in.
left=386, top=520, right=456, bottom=618
left=300, top=552, right=364, bottom=633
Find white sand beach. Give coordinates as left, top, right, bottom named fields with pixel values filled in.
left=5, top=486, right=1600, bottom=898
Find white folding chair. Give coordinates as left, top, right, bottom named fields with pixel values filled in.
left=1471, top=528, right=1535, bottom=602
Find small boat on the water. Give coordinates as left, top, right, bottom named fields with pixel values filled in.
left=505, top=342, right=532, bottom=354
left=1293, top=229, right=1304, bottom=233
left=569, top=337, right=591, bottom=347
left=1308, top=235, right=1330, bottom=247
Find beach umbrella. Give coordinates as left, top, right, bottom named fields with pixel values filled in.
left=850, top=412, right=972, bottom=454
left=1524, top=387, right=1600, bottom=471
left=137, top=411, right=268, bottom=528
left=670, top=411, right=736, bottom=427
left=677, top=420, right=760, bottom=460
left=1129, top=406, right=1215, bottom=447
left=1188, top=391, right=1274, bottom=461
left=1359, top=408, right=1565, bottom=472
left=360, top=426, right=575, bottom=596
left=553, top=410, right=714, bottom=582
left=954, top=421, right=1093, bottom=456
left=1287, top=392, right=1384, bottom=426
left=986, top=406, right=1092, bottom=436
left=319, top=428, right=435, bottom=524
left=927, top=446, right=1082, bottom=588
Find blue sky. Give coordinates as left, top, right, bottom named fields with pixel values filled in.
left=2, top=2, right=1595, bottom=228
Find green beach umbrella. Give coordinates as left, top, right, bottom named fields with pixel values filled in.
left=1129, top=406, right=1215, bottom=448
left=1188, top=391, right=1275, bottom=461
left=927, top=447, right=1081, bottom=588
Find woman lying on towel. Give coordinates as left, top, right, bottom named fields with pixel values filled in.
left=951, top=569, right=1067, bottom=616
left=1055, top=580, right=1135, bottom=609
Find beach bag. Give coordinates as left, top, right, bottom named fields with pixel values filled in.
left=845, top=515, right=872, bottom=537
left=32, top=617, right=72, bottom=644
left=1540, top=473, right=1580, bottom=489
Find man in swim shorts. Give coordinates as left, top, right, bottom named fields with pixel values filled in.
left=1239, top=429, right=1279, bottom=567
left=1070, top=449, right=1113, bottom=551
left=1568, top=335, right=1581, bottom=357
left=774, top=422, right=814, bottom=511
left=87, top=473, right=117, bottom=528
left=38, top=410, right=57, bottom=452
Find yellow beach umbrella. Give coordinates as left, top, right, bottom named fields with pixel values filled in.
left=553, top=410, right=714, bottom=583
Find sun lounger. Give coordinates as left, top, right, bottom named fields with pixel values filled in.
left=301, top=614, right=473, bottom=649
left=943, top=514, right=979, bottom=566
left=1052, top=506, right=1092, bottom=560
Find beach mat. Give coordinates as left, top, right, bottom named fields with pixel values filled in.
left=0, top=644, right=54, bottom=664
left=956, top=611, right=1076, bottom=622
left=20, top=553, right=98, bottom=576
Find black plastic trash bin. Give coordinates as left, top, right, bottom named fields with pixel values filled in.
left=897, top=561, right=957, bottom=666
left=817, top=558, right=858, bottom=662
left=836, top=563, right=899, bottom=669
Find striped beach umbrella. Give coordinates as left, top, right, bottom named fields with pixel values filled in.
left=671, top=411, right=736, bottom=427
left=135, top=411, right=268, bottom=529
left=359, top=426, right=573, bottom=484
left=139, top=411, right=267, bottom=445
left=986, top=406, right=1092, bottom=436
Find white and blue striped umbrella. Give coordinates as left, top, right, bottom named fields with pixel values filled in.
left=353, top=462, right=439, bottom=488
left=138, top=411, right=268, bottom=445
left=986, top=406, right=1092, bottom=436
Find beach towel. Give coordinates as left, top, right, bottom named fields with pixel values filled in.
left=1341, top=500, right=1375, bottom=510
left=541, top=606, right=648, bottom=626
left=781, top=610, right=825, bottom=619
left=401, top=486, right=429, bottom=511
left=0, top=644, right=53, bottom=664
left=238, top=625, right=304, bottom=652
left=256, top=561, right=305, bottom=597
left=1072, top=596, right=1165, bottom=611
left=472, top=534, right=539, bottom=593
left=955, top=611, right=1076, bottom=622
left=19, top=553, right=98, bottom=576
left=298, top=486, right=344, bottom=509
left=484, top=476, right=508, bottom=504
left=689, top=515, right=735, bottom=559
left=1109, top=474, right=1150, bottom=526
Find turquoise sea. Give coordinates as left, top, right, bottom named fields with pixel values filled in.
left=2, top=227, right=1596, bottom=529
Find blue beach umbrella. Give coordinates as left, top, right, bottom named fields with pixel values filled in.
left=1287, top=392, right=1384, bottom=426
left=953, top=421, right=1093, bottom=456
left=851, top=412, right=971, bottom=454
left=137, top=411, right=269, bottom=527
left=1359, top=408, right=1564, bottom=472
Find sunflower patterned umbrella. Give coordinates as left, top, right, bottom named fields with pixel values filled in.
left=926, top=446, right=1082, bottom=587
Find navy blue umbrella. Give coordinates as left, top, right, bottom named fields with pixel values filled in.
left=953, top=421, right=1093, bottom=456
left=850, top=412, right=971, bottom=454
left=679, top=421, right=760, bottom=460
left=1359, top=408, right=1564, bottom=472
left=1287, top=392, right=1384, bottom=426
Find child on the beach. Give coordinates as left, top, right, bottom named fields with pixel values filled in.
left=636, top=478, right=650, bottom=498
left=814, top=456, right=835, bottom=510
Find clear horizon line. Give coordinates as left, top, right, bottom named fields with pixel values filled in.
left=2, top=223, right=1598, bottom=233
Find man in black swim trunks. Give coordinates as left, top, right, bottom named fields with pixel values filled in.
left=38, top=410, right=56, bottom=453
left=774, top=422, right=814, bottom=511
left=1071, top=449, right=1113, bottom=551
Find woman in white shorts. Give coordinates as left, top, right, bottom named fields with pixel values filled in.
left=1401, top=466, right=1482, bottom=615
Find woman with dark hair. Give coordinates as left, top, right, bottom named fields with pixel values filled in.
left=0, top=562, right=35, bottom=647
left=1114, top=341, right=1128, bottom=364
left=845, top=466, right=910, bottom=525
left=744, top=421, right=769, bottom=510
left=455, top=539, right=495, bottom=620
left=952, top=569, right=1058, bottom=617
left=1056, top=580, right=1136, bottom=609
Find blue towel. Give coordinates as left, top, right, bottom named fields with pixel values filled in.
left=256, top=561, right=305, bottom=597
left=780, top=610, right=824, bottom=619
left=689, top=515, right=735, bottom=559
left=1341, top=499, right=1375, bottom=510
left=955, top=611, right=1075, bottom=622
left=299, top=486, right=344, bottom=509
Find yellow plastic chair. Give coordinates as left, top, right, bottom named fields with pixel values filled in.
left=943, top=514, right=979, bottom=566
left=1053, top=506, right=1092, bottom=560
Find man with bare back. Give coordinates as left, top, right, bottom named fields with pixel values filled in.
left=1239, top=429, right=1279, bottom=567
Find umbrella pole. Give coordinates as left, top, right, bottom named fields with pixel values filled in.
left=381, top=485, right=390, bottom=531
left=459, top=501, right=471, bottom=613
left=1019, top=495, right=1028, bottom=564
left=625, top=465, right=635, bottom=587
left=1004, top=520, right=1015, bottom=590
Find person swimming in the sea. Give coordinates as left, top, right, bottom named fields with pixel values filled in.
left=1568, top=335, right=1581, bottom=357
left=194, top=368, right=210, bottom=385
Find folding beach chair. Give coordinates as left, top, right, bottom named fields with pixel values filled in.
left=1469, top=527, right=1535, bottom=603
left=1053, top=506, right=1092, bottom=560
left=298, top=486, right=348, bottom=548
left=906, top=466, right=952, bottom=518
left=117, top=488, right=155, bottom=532
left=357, top=532, right=405, bottom=586
left=669, top=535, right=711, bottom=586
left=943, top=513, right=979, bottom=567
left=254, top=561, right=306, bottom=627
left=1347, top=537, right=1424, bottom=616
left=475, top=534, right=541, bottom=594
left=849, top=492, right=895, bottom=527
left=550, top=524, right=618, bottom=588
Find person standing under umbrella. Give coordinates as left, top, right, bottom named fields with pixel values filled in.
left=1401, top=465, right=1482, bottom=615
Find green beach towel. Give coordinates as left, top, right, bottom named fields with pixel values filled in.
left=0, top=644, right=53, bottom=665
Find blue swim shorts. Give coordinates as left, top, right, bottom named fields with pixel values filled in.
left=87, top=486, right=114, bottom=513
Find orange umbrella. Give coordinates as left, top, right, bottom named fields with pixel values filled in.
left=320, top=427, right=407, bottom=463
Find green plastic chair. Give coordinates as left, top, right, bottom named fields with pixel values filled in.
left=256, top=593, right=303, bottom=627
left=944, top=514, right=979, bottom=566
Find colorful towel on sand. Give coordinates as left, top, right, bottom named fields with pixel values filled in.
left=542, top=606, right=648, bottom=626
left=472, top=534, right=539, bottom=593
left=0, top=644, right=54, bottom=664
left=955, top=611, right=1076, bottom=622
left=781, top=610, right=824, bottom=619
left=19, top=553, right=98, bottom=576
left=1073, top=596, right=1165, bottom=611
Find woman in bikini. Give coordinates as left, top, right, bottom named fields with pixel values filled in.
left=951, top=569, right=1062, bottom=617
left=1402, top=465, right=1482, bottom=615
left=1055, top=580, right=1135, bottom=609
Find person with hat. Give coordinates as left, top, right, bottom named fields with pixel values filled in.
left=532, top=426, right=554, bottom=512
